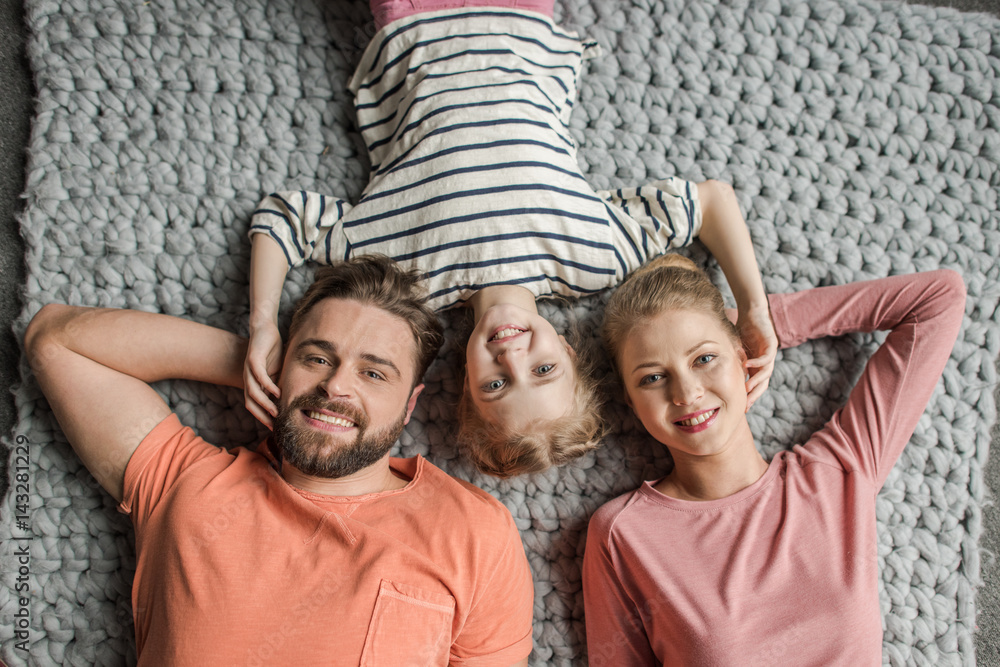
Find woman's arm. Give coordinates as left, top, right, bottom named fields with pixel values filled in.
left=697, top=180, right=777, bottom=409
left=24, top=304, right=248, bottom=501
left=768, top=270, right=966, bottom=487
left=582, top=516, right=658, bottom=666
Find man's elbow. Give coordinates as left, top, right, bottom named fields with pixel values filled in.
left=24, top=303, right=73, bottom=375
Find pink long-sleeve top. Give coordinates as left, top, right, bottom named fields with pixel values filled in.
left=582, top=270, right=966, bottom=666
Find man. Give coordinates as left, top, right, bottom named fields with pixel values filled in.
left=24, top=255, right=534, bottom=666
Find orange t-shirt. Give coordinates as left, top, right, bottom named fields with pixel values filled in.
left=119, top=414, right=533, bottom=666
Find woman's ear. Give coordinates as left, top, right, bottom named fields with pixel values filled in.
left=737, top=345, right=751, bottom=387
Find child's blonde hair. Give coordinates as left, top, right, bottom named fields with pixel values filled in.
left=603, top=253, right=740, bottom=371
left=456, top=350, right=603, bottom=478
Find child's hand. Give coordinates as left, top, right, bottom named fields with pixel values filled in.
left=244, top=322, right=283, bottom=429
left=738, top=304, right=777, bottom=411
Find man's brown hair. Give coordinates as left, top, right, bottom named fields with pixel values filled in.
left=289, top=255, right=443, bottom=385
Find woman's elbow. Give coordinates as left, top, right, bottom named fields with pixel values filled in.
left=919, top=269, right=967, bottom=332
left=936, top=268, right=967, bottom=301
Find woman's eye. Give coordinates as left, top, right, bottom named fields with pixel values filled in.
left=696, top=354, right=716, bottom=365
left=639, top=373, right=662, bottom=386
left=485, top=379, right=506, bottom=392
left=535, top=364, right=554, bottom=375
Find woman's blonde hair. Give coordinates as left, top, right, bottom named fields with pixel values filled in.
left=602, top=253, right=740, bottom=371
left=456, top=347, right=604, bottom=478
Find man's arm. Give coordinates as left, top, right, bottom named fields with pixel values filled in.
left=24, top=304, right=247, bottom=502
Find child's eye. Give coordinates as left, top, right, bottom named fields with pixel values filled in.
left=484, top=379, right=506, bottom=392
left=535, top=364, right=555, bottom=375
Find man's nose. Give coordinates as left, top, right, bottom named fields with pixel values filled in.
left=318, top=366, right=353, bottom=398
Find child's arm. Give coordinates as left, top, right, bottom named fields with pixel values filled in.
left=696, top=180, right=776, bottom=409
left=245, top=191, right=352, bottom=427
left=245, top=234, right=289, bottom=428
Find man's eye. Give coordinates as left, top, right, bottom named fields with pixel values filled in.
left=365, top=370, right=385, bottom=381
left=307, top=356, right=329, bottom=365
left=484, top=379, right=506, bottom=392
left=535, top=364, right=555, bottom=375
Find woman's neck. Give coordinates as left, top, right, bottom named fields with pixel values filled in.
left=655, top=423, right=768, bottom=501
left=467, top=285, right=538, bottom=321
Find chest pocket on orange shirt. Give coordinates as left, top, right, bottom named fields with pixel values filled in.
left=361, top=579, right=456, bottom=667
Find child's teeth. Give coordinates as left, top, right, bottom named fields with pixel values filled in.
left=492, top=327, right=524, bottom=341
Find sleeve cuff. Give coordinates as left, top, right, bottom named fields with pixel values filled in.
left=117, top=412, right=183, bottom=515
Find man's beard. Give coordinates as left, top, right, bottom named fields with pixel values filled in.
left=273, top=394, right=407, bottom=479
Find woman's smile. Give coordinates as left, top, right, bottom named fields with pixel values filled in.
left=673, top=407, right=720, bottom=433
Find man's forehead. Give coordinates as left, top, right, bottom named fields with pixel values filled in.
left=297, top=297, right=408, bottom=339
left=294, top=298, right=418, bottom=365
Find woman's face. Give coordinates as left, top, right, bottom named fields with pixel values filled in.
left=618, top=308, right=748, bottom=457
left=465, top=303, right=577, bottom=430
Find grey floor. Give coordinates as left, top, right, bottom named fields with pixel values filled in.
left=0, top=0, right=997, bottom=661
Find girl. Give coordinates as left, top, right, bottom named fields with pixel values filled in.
left=583, top=255, right=965, bottom=664
left=244, top=0, right=777, bottom=477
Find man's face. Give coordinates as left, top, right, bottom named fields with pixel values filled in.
left=274, top=298, right=423, bottom=478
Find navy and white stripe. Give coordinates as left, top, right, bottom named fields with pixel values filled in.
left=249, top=8, right=701, bottom=310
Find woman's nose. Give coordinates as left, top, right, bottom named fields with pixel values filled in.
left=670, top=375, right=703, bottom=406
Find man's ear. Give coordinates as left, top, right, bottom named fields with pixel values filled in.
left=403, top=383, right=425, bottom=425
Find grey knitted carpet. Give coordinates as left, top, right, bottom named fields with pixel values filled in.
left=2, top=0, right=998, bottom=664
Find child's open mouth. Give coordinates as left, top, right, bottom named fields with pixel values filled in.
left=490, top=326, right=527, bottom=342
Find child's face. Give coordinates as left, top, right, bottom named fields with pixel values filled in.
left=618, top=308, right=748, bottom=456
left=465, top=303, right=577, bottom=430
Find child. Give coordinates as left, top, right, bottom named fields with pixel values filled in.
left=245, top=0, right=776, bottom=477
left=584, top=254, right=965, bottom=663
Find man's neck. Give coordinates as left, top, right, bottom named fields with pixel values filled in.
left=279, top=454, right=409, bottom=496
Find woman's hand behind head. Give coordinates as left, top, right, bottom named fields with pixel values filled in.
left=737, top=303, right=777, bottom=411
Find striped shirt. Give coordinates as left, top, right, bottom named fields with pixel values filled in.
left=249, top=7, right=701, bottom=311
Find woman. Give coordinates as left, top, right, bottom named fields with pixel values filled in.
left=243, top=0, right=777, bottom=477
left=583, top=254, right=965, bottom=664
